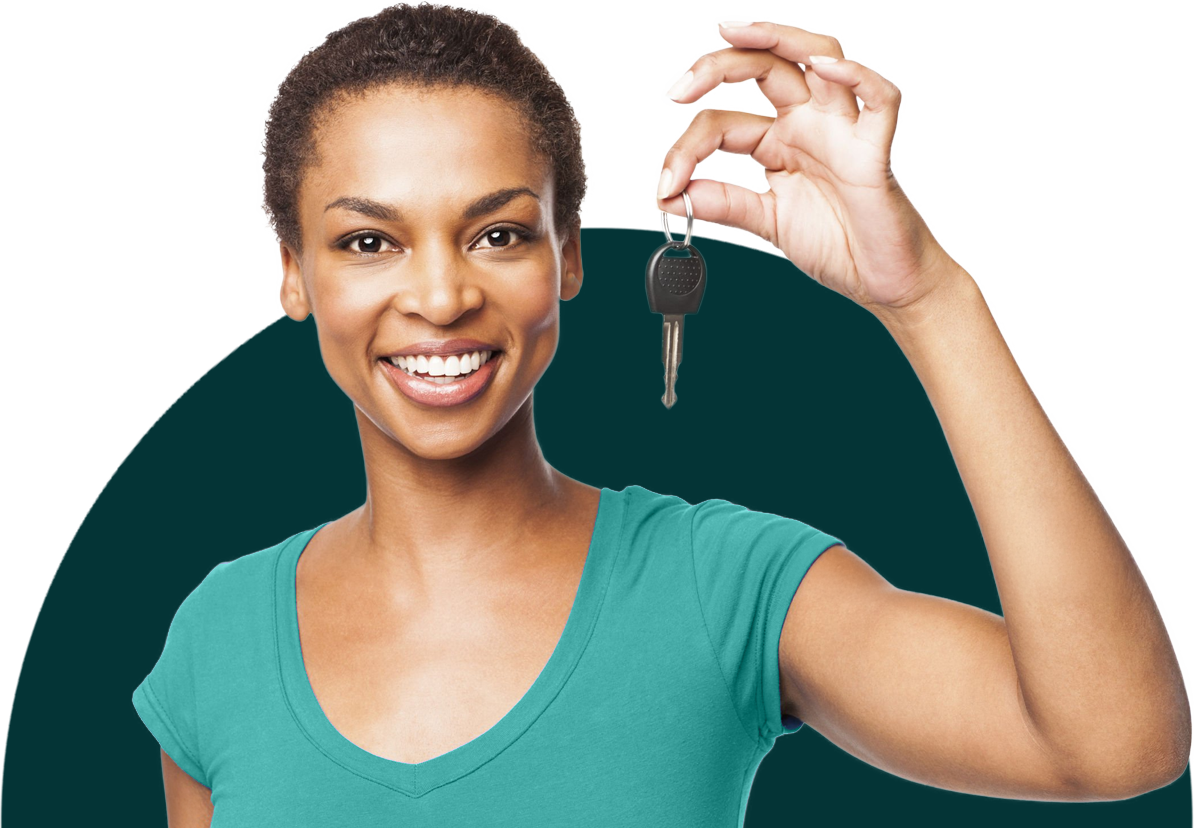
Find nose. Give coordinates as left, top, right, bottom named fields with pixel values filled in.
left=388, top=244, right=484, bottom=326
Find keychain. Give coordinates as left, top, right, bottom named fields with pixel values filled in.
left=645, top=189, right=707, bottom=408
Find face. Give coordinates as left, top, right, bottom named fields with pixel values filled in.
left=280, top=83, right=583, bottom=461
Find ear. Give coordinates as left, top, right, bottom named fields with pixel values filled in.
left=559, top=223, right=583, bottom=302
left=279, top=242, right=312, bottom=321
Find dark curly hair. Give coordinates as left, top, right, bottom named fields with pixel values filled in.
left=262, top=3, right=586, bottom=255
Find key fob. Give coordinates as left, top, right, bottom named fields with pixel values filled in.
left=645, top=242, right=706, bottom=316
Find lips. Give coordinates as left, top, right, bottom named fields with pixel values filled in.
left=381, top=338, right=500, bottom=358
left=380, top=349, right=501, bottom=408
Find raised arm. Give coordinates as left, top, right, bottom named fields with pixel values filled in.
left=777, top=264, right=1189, bottom=800
left=657, top=19, right=1190, bottom=800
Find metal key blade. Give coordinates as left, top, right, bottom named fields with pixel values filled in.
left=645, top=239, right=705, bottom=409
left=662, top=314, right=684, bottom=408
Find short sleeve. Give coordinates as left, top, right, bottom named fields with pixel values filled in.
left=131, top=563, right=227, bottom=788
left=689, top=497, right=843, bottom=743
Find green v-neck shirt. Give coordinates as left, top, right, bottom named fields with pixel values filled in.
left=132, top=484, right=843, bottom=825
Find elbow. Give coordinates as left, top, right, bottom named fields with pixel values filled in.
left=1072, top=675, right=1193, bottom=800
left=1073, top=727, right=1191, bottom=801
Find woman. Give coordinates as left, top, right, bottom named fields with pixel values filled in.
left=131, top=4, right=1190, bottom=824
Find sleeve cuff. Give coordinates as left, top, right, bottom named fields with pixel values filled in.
left=131, top=679, right=210, bottom=788
left=760, top=532, right=844, bottom=740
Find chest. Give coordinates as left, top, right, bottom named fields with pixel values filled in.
left=295, top=563, right=581, bottom=765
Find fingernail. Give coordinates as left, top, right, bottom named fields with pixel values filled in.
left=667, top=70, right=694, bottom=100
left=808, top=55, right=838, bottom=64
left=719, top=20, right=751, bottom=28
left=657, top=168, right=674, bottom=201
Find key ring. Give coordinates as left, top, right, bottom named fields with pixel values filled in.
left=660, top=189, right=693, bottom=249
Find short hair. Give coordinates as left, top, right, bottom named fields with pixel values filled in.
left=262, top=2, right=586, bottom=254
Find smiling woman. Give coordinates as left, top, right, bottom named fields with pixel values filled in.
left=278, top=82, right=577, bottom=425
left=129, top=2, right=1189, bottom=826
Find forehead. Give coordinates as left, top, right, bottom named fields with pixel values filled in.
left=302, top=84, right=549, bottom=203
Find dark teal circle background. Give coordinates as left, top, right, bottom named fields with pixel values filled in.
left=4, top=228, right=1187, bottom=823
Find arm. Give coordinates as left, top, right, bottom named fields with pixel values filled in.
left=162, top=749, right=214, bottom=827
left=778, top=261, right=1190, bottom=800
left=788, top=260, right=1189, bottom=802
left=657, top=19, right=1190, bottom=801
left=882, top=260, right=1187, bottom=792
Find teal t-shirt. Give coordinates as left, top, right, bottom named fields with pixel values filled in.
left=132, top=484, right=843, bottom=825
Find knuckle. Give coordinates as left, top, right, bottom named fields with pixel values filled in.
left=693, top=53, right=720, bottom=74
left=826, top=36, right=843, bottom=54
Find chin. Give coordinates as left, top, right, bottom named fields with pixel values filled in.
left=403, top=437, right=488, bottom=461
left=390, top=414, right=509, bottom=461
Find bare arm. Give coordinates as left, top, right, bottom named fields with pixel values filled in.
left=657, top=18, right=1189, bottom=800
left=778, top=260, right=1189, bottom=802
left=781, top=266, right=1190, bottom=800
left=781, top=544, right=1080, bottom=799
left=161, top=749, right=214, bottom=827
left=882, top=266, right=1187, bottom=790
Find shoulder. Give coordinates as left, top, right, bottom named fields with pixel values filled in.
left=620, top=484, right=689, bottom=510
left=619, top=484, right=692, bottom=526
left=687, top=492, right=840, bottom=558
left=171, top=527, right=313, bottom=633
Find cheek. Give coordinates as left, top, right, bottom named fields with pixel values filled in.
left=310, top=277, right=385, bottom=374
left=506, top=275, right=561, bottom=347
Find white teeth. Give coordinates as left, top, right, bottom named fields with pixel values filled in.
left=388, top=349, right=496, bottom=380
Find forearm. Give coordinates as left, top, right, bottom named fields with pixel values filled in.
left=871, top=262, right=1190, bottom=793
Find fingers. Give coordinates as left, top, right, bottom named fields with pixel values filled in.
left=657, top=109, right=776, bottom=203
left=716, top=21, right=856, bottom=116
left=655, top=107, right=777, bottom=240
left=667, top=46, right=809, bottom=112
left=803, top=56, right=903, bottom=152
left=661, top=178, right=774, bottom=244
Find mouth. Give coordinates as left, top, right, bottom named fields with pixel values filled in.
left=387, top=348, right=498, bottom=383
left=379, top=348, right=503, bottom=407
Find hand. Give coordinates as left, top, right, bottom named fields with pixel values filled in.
left=658, top=21, right=962, bottom=316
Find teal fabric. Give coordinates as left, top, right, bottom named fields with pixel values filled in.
left=132, top=484, right=843, bottom=825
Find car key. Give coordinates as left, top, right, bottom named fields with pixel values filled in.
left=646, top=191, right=706, bottom=408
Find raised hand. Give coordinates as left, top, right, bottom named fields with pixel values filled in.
left=658, top=21, right=961, bottom=317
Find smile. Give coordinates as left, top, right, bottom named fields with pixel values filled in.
left=380, top=349, right=502, bottom=407
left=389, top=349, right=495, bottom=383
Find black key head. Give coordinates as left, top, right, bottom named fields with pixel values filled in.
left=646, top=241, right=706, bottom=316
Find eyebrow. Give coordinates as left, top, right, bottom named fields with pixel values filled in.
left=324, top=186, right=540, bottom=222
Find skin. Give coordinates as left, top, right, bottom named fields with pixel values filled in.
left=163, top=82, right=596, bottom=823
left=159, top=21, right=1191, bottom=824
left=655, top=20, right=1190, bottom=802
left=277, top=80, right=597, bottom=609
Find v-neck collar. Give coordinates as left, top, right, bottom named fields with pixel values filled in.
left=273, top=486, right=627, bottom=797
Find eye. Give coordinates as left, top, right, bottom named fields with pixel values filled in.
left=339, top=224, right=539, bottom=256
left=473, top=225, right=534, bottom=250
left=337, top=232, right=397, bottom=256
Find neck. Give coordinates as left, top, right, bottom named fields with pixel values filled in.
left=345, top=392, right=574, bottom=589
